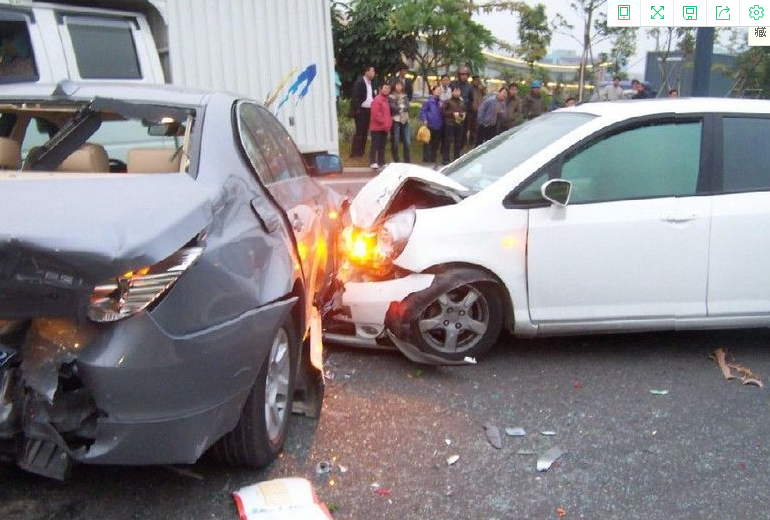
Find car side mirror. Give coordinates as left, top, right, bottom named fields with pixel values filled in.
left=313, top=154, right=343, bottom=176
left=541, top=179, right=572, bottom=206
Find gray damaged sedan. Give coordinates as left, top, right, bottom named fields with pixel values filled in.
left=0, top=81, right=343, bottom=479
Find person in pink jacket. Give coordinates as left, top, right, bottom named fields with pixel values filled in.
left=368, top=83, right=392, bottom=170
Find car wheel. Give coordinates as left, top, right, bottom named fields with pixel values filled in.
left=213, top=316, right=297, bottom=468
left=410, top=282, right=503, bottom=361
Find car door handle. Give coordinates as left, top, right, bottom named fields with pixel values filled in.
left=662, top=213, right=697, bottom=223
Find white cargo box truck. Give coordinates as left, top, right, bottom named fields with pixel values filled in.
left=0, top=0, right=338, bottom=161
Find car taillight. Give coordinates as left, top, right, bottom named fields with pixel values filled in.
left=88, top=247, right=203, bottom=322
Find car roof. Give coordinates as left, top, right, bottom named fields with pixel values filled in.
left=563, top=98, right=770, bottom=119
left=0, top=81, right=232, bottom=107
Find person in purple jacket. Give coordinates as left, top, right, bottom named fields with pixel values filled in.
left=418, top=84, right=443, bottom=165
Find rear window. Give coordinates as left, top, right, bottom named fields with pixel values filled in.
left=0, top=19, right=38, bottom=83
left=66, top=17, right=141, bottom=80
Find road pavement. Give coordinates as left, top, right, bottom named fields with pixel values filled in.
left=2, top=329, right=769, bottom=520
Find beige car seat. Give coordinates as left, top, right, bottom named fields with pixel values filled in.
left=0, top=137, right=21, bottom=170
left=127, top=148, right=182, bottom=173
left=56, top=143, right=110, bottom=173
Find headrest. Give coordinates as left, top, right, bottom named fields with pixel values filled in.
left=56, top=143, right=110, bottom=173
left=0, top=137, right=21, bottom=170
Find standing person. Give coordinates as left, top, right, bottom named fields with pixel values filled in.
left=439, top=74, right=452, bottom=102
left=475, top=87, right=507, bottom=146
left=389, top=79, right=411, bottom=163
left=368, top=83, right=392, bottom=170
left=668, top=88, right=679, bottom=97
left=631, top=79, right=649, bottom=99
left=564, top=96, right=577, bottom=107
left=450, top=66, right=473, bottom=149
left=393, top=64, right=413, bottom=102
left=601, top=76, right=625, bottom=101
left=521, top=80, right=546, bottom=121
left=350, top=65, right=375, bottom=158
left=468, top=75, right=486, bottom=147
left=419, top=84, right=443, bottom=165
left=498, top=83, right=522, bottom=132
left=440, top=85, right=466, bottom=165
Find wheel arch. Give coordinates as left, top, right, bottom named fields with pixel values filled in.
left=422, top=262, right=515, bottom=334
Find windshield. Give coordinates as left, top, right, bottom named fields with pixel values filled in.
left=443, top=112, right=595, bottom=192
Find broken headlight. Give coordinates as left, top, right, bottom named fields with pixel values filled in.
left=88, top=247, right=203, bottom=322
left=342, top=207, right=415, bottom=273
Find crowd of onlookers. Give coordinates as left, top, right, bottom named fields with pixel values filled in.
left=345, top=65, right=672, bottom=170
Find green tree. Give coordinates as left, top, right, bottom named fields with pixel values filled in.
left=332, top=0, right=416, bottom=94
left=516, top=3, right=552, bottom=71
left=390, top=0, right=494, bottom=90
left=733, top=46, right=770, bottom=98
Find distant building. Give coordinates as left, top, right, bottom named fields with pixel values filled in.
left=644, top=51, right=737, bottom=97
left=541, top=49, right=582, bottom=67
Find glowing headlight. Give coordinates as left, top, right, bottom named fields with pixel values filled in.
left=342, top=207, right=415, bottom=271
left=88, top=246, right=203, bottom=322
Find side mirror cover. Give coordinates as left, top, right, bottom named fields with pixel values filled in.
left=541, top=179, right=572, bottom=207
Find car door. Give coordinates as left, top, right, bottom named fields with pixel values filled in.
left=707, top=115, right=770, bottom=316
left=236, top=102, right=329, bottom=301
left=523, top=117, right=711, bottom=324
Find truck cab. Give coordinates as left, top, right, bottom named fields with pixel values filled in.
left=0, top=0, right=163, bottom=85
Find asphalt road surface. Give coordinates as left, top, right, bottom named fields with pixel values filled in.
left=2, top=329, right=769, bottom=520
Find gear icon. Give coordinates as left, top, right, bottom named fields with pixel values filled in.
left=749, top=4, right=764, bottom=20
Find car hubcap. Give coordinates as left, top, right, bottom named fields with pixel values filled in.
left=418, top=285, right=489, bottom=354
left=264, top=328, right=290, bottom=442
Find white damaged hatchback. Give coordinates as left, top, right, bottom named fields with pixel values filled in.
left=326, top=98, right=770, bottom=364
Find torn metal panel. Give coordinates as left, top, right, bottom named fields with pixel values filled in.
left=536, top=447, right=566, bottom=472
left=386, top=331, right=474, bottom=366
left=349, top=163, right=468, bottom=230
left=20, top=320, right=96, bottom=402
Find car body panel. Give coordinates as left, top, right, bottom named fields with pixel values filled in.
left=332, top=99, right=770, bottom=363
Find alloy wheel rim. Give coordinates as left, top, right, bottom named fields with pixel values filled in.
left=264, top=328, right=290, bottom=442
left=418, top=285, right=489, bottom=354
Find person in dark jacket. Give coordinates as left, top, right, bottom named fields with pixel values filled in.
left=450, top=66, right=473, bottom=150
left=349, top=65, right=375, bottom=158
left=369, top=83, right=392, bottom=170
left=498, top=83, right=523, bottom=131
left=419, top=84, right=443, bottom=164
left=631, top=79, right=650, bottom=99
left=476, top=87, right=507, bottom=146
left=441, top=85, right=466, bottom=165
left=521, top=80, right=546, bottom=121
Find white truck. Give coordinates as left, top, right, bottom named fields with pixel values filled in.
left=0, top=0, right=339, bottom=162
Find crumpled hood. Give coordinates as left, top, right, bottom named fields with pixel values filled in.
left=349, top=163, right=468, bottom=229
left=0, top=172, right=214, bottom=319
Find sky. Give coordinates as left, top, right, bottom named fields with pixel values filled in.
left=474, top=0, right=656, bottom=76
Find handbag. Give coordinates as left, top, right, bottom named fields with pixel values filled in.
left=416, top=124, right=431, bottom=144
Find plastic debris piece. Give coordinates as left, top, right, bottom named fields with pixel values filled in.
left=463, top=356, right=477, bottom=364
left=540, top=430, right=557, bottom=436
left=710, top=347, right=764, bottom=388
left=233, top=478, right=333, bottom=520
left=536, top=447, right=566, bottom=472
left=315, top=461, right=332, bottom=475
left=483, top=422, right=503, bottom=449
left=338, top=465, right=348, bottom=474
left=516, top=449, right=537, bottom=456
left=556, top=506, right=567, bottom=518
left=445, top=439, right=452, bottom=446
left=649, top=389, right=669, bottom=396
left=505, top=427, right=526, bottom=437
left=370, top=482, right=380, bottom=489
left=375, top=488, right=391, bottom=497
left=446, top=454, right=460, bottom=466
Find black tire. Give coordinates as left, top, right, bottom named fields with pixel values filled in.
left=410, top=282, right=503, bottom=361
left=212, top=315, right=298, bottom=468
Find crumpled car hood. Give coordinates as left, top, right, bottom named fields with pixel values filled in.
left=349, top=163, right=468, bottom=229
left=0, top=172, right=214, bottom=319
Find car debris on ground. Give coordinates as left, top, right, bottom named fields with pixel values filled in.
left=446, top=454, right=460, bottom=466
left=505, top=427, right=527, bottom=437
left=710, top=347, right=764, bottom=388
left=233, top=478, right=332, bottom=520
left=483, top=422, right=503, bottom=449
left=649, top=389, right=670, bottom=396
left=536, top=447, right=566, bottom=472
